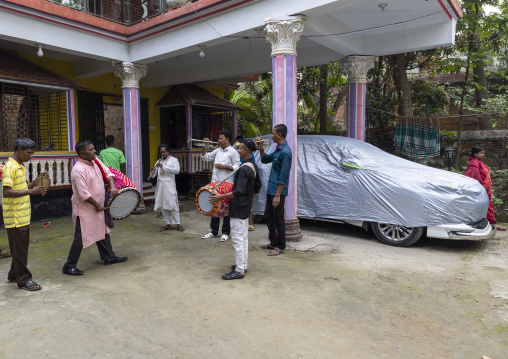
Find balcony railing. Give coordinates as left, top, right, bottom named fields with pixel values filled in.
left=172, top=150, right=213, bottom=173
left=0, top=152, right=75, bottom=188
left=45, top=0, right=199, bottom=26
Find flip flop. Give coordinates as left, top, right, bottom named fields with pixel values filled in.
left=159, top=225, right=172, bottom=232
left=21, top=280, right=42, bottom=291
left=177, top=225, right=185, bottom=232
left=0, top=249, right=11, bottom=258
left=267, top=248, right=285, bottom=256
left=259, top=244, right=274, bottom=250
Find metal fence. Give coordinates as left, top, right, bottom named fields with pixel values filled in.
left=44, top=0, right=199, bottom=26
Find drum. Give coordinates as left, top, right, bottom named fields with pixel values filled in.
left=196, top=181, right=233, bottom=217
left=34, top=175, right=51, bottom=190
left=108, top=187, right=141, bottom=220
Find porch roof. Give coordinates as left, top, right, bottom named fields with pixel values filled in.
left=156, top=83, right=243, bottom=110
left=0, top=50, right=83, bottom=89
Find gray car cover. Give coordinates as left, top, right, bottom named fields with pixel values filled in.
left=251, top=135, right=489, bottom=227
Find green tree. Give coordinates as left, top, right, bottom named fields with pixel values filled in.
left=224, top=73, right=273, bottom=137
left=438, top=0, right=508, bottom=169
left=296, top=62, right=347, bottom=133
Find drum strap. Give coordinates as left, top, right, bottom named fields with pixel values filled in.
left=213, top=162, right=256, bottom=189
left=93, top=158, right=110, bottom=185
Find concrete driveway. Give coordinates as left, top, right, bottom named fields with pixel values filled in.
left=1, top=199, right=507, bottom=359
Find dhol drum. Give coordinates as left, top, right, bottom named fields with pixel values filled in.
left=108, top=187, right=141, bottom=220
left=196, top=181, right=233, bottom=217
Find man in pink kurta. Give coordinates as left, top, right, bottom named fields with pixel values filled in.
left=62, top=140, right=128, bottom=276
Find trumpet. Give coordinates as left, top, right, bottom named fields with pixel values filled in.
left=187, top=137, right=219, bottom=149
left=255, top=139, right=272, bottom=148
left=147, top=156, right=163, bottom=180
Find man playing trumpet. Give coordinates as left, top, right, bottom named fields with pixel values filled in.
left=256, top=124, right=292, bottom=256
left=153, top=144, right=184, bottom=232
left=200, top=130, right=240, bottom=242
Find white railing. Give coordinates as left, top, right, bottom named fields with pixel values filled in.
left=172, top=151, right=214, bottom=173
left=173, top=153, right=188, bottom=173
left=192, top=152, right=214, bottom=172
left=0, top=154, right=74, bottom=187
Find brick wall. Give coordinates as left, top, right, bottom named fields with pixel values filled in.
left=192, top=171, right=212, bottom=192
left=104, top=105, right=125, bottom=153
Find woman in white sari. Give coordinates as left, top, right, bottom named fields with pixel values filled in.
left=153, top=144, right=185, bottom=232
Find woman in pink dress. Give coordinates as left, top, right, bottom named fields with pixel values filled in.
left=464, top=146, right=506, bottom=231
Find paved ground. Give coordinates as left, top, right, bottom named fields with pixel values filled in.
left=0, top=199, right=507, bottom=359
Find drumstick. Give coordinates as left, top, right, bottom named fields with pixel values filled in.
left=104, top=206, right=131, bottom=209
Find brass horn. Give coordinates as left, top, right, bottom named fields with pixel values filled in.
left=187, top=137, right=219, bottom=149
left=254, top=139, right=272, bottom=148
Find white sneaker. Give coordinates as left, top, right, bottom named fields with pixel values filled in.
left=202, top=232, right=217, bottom=239
left=220, top=234, right=229, bottom=242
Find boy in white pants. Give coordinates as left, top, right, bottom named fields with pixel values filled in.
left=211, top=139, right=261, bottom=279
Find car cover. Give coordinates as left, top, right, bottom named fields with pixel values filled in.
left=251, top=135, right=489, bottom=227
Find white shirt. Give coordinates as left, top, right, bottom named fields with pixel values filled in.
left=202, top=145, right=240, bottom=183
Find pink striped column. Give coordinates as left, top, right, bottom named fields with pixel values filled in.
left=265, top=16, right=305, bottom=241
left=342, top=56, right=375, bottom=141
left=272, top=53, right=298, bottom=220
left=66, top=88, right=76, bottom=170
left=66, top=88, right=76, bottom=151
left=114, top=62, right=147, bottom=195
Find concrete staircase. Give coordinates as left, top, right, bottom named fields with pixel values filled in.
left=143, top=181, right=156, bottom=206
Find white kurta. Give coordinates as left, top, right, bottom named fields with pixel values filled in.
left=201, top=146, right=240, bottom=183
left=154, top=156, right=180, bottom=212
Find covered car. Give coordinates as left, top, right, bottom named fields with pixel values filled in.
left=251, top=135, right=494, bottom=246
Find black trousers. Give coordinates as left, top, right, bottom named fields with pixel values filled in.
left=210, top=216, right=230, bottom=236
left=264, top=194, right=286, bottom=250
left=7, top=225, right=32, bottom=287
left=64, top=217, right=116, bottom=268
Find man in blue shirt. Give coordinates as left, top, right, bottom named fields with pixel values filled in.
left=256, top=124, right=292, bottom=256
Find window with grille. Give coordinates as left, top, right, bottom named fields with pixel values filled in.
left=0, top=82, right=68, bottom=152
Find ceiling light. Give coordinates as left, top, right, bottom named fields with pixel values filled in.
left=198, top=45, right=206, bottom=58
left=378, top=3, right=388, bottom=11
left=36, top=43, right=43, bottom=57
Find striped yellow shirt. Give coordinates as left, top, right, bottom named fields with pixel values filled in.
left=1, top=158, right=30, bottom=228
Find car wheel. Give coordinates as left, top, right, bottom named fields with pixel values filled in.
left=371, top=222, right=424, bottom=247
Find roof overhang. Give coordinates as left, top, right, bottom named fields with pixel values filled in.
left=0, top=0, right=461, bottom=88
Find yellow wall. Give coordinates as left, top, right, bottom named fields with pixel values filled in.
left=19, top=52, right=170, bottom=166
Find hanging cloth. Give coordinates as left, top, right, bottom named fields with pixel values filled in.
left=394, top=116, right=440, bottom=159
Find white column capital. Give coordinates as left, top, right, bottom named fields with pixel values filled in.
left=114, top=62, right=147, bottom=89
left=264, top=16, right=306, bottom=57
left=342, top=56, right=376, bottom=83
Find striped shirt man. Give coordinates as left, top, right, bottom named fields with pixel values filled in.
left=1, top=158, right=30, bottom=228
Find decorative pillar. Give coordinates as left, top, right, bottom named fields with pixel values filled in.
left=265, top=16, right=305, bottom=241
left=66, top=88, right=76, bottom=151
left=66, top=88, right=77, bottom=168
left=342, top=56, right=375, bottom=141
left=114, top=62, right=148, bottom=195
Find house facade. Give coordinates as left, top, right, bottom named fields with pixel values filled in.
left=0, top=0, right=462, bottom=235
